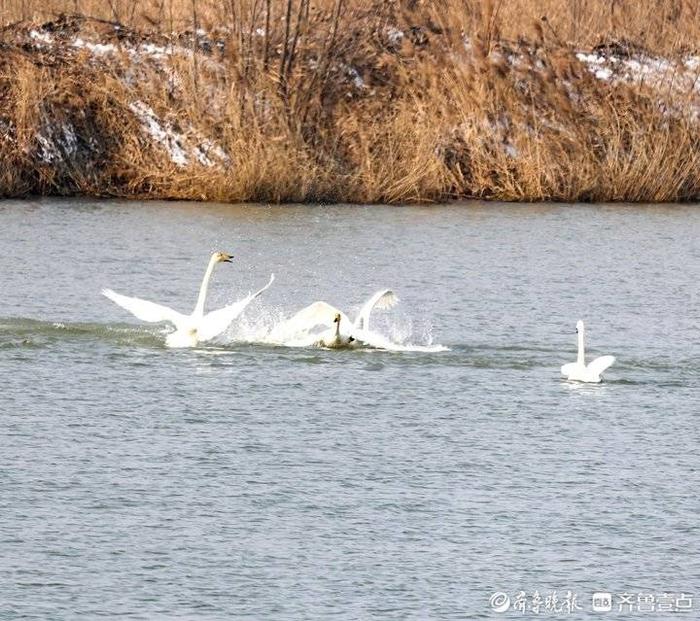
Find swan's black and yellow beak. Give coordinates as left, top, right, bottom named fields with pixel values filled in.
left=223, top=253, right=234, bottom=263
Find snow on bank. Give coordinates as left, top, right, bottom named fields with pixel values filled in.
left=128, top=101, right=229, bottom=168
left=72, top=37, right=118, bottom=56
left=18, top=21, right=700, bottom=170
left=36, top=120, right=80, bottom=165
left=576, top=50, right=700, bottom=96
left=25, top=25, right=229, bottom=168
left=29, top=26, right=226, bottom=72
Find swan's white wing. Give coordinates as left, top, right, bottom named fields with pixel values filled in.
left=250, top=273, right=275, bottom=301
left=198, top=274, right=274, bottom=342
left=587, top=355, right=615, bottom=377
left=560, top=362, right=578, bottom=376
left=354, top=289, right=398, bottom=330
left=102, top=288, right=185, bottom=326
left=270, top=301, right=351, bottom=342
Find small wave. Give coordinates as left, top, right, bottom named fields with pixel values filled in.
left=0, top=316, right=165, bottom=349
left=254, top=332, right=448, bottom=353
left=0, top=313, right=448, bottom=354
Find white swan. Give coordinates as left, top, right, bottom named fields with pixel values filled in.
left=561, top=320, right=615, bottom=383
left=268, top=289, right=398, bottom=346
left=102, top=251, right=274, bottom=347
left=314, top=313, right=356, bottom=349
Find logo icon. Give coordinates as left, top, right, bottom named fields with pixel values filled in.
left=592, top=592, right=613, bottom=612
left=489, top=592, right=511, bottom=612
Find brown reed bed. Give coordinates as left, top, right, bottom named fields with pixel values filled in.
left=0, top=1, right=698, bottom=203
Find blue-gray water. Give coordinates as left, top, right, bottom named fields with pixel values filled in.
left=1, top=199, right=698, bottom=620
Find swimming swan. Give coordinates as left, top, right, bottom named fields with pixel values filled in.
left=314, top=313, right=356, bottom=349
left=102, top=251, right=274, bottom=348
left=560, top=320, right=615, bottom=383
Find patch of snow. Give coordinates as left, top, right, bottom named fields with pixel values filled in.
left=576, top=50, right=700, bottom=95
left=29, top=30, right=53, bottom=44
left=129, top=101, right=188, bottom=166
left=343, top=65, right=365, bottom=89
left=72, top=37, right=118, bottom=55
left=129, top=101, right=228, bottom=168
left=138, top=43, right=171, bottom=58
left=386, top=27, right=404, bottom=46
left=576, top=52, right=606, bottom=66
left=36, top=122, right=79, bottom=164
left=65, top=33, right=222, bottom=71
left=36, top=134, right=58, bottom=164
left=127, top=41, right=225, bottom=73
left=193, top=140, right=229, bottom=167
left=60, top=123, right=78, bottom=156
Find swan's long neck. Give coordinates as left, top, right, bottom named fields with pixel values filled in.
left=335, top=319, right=341, bottom=340
left=577, top=326, right=585, bottom=365
left=193, top=256, right=218, bottom=317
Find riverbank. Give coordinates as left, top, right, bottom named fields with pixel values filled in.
left=1, top=1, right=699, bottom=203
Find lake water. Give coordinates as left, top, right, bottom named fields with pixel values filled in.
left=0, top=199, right=698, bottom=620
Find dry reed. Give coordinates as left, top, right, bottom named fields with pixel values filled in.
left=0, top=0, right=698, bottom=203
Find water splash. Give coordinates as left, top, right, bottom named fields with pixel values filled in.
left=219, top=304, right=449, bottom=352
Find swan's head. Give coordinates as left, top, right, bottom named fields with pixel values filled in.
left=333, top=313, right=341, bottom=324
left=213, top=251, right=233, bottom=263
left=576, top=320, right=584, bottom=333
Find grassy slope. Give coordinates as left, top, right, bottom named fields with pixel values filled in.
left=0, top=0, right=699, bottom=203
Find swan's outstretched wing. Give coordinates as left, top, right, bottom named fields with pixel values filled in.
left=267, top=301, right=350, bottom=343
left=198, top=274, right=274, bottom=342
left=291, top=301, right=350, bottom=329
left=283, top=302, right=350, bottom=332
left=102, top=289, right=185, bottom=326
left=587, top=355, right=615, bottom=377
left=354, top=289, right=398, bottom=330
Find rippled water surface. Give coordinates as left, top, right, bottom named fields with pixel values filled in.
left=1, top=199, right=698, bottom=620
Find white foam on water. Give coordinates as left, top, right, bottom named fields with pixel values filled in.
left=217, top=304, right=448, bottom=352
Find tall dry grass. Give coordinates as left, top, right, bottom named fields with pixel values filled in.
left=0, top=0, right=699, bottom=203
left=3, top=0, right=700, bottom=54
